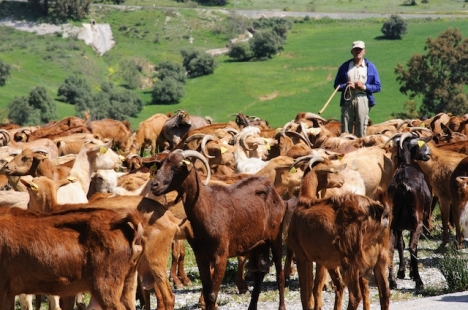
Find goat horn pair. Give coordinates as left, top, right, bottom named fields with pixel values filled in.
left=200, top=134, right=216, bottom=159
left=179, top=149, right=211, bottom=185
left=292, top=154, right=324, bottom=170
left=0, top=129, right=11, bottom=145
left=184, top=134, right=206, bottom=146
left=222, top=127, right=239, bottom=136
left=282, top=130, right=313, bottom=148
left=239, top=131, right=255, bottom=151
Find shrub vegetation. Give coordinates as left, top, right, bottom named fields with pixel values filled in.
left=381, top=15, right=408, bottom=39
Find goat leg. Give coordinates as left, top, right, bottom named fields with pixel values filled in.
left=396, top=231, right=406, bottom=280
left=409, top=225, right=424, bottom=290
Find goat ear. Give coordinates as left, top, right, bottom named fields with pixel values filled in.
left=180, top=159, right=193, bottom=171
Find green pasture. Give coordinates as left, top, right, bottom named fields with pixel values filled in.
left=126, top=0, right=468, bottom=15
left=131, top=17, right=468, bottom=128
left=1, top=3, right=468, bottom=129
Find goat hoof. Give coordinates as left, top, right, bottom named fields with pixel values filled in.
left=182, top=279, right=192, bottom=286
left=397, top=270, right=405, bottom=279
left=415, top=280, right=424, bottom=291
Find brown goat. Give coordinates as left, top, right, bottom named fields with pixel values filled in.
left=150, top=149, right=287, bottom=310
left=3, top=148, right=71, bottom=180
left=0, top=205, right=144, bottom=310
left=21, top=176, right=186, bottom=310
left=13, top=116, right=89, bottom=142
left=87, top=118, right=133, bottom=152
left=131, top=113, right=169, bottom=156
left=287, top=194, right=390, bottom=310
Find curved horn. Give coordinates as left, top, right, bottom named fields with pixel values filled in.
left=399, top=132, right=414, bottom=148
left=292, top=154, right=314, bottom=168
left=184, top=133, right=206, bottom=146
left=180, top=150, right=211, bottom=185
left=409, top=126, right=433, bottom=135
left=299, top=121, right=314, bottom=143
left=240, top=131, right=255, bottom=151
left=382, top=132, right=404, bottom=148
left=126, top=153, right=140, bottom=160
left=283, top=130, right=313, bottom=148
left=396, top=119, right=413, bottom=131
left=280, top=121, right=296, bottom=137
left=223, top=127, right=239, bottom=136
left=303, top=112, right=327, bottom=123
left=31, top=147, right=49, bottom=155
left=200, top=134, right=215, bottom=159
left=0, top=129, right=11, bottom=145
left=307, top=155, right=325, bottom=170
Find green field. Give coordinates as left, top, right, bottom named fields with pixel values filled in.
left=127, top=0, right=468, bottom=14
left=1, top=2, right=468, bottom=129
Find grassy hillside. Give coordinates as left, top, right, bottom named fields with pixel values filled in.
left=1, top=3, right=468, bottom=129
left=128, top=0, right=468, bottom=14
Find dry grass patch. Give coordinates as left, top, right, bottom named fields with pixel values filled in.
left=259, top=91, right=278, bottom=101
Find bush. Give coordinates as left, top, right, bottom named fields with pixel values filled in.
left=151, top=77, right=185, bottom=104
left=0, top=59, right=11, bottom=87
left=181, top=49, right=217, bottom=78
left=157, top=61, right=186, bottom=84
left=250, top=30, right=284, bottom=60
left=381, top=15, right=408, bottom=39
left=74, top=82, right=143, bottom=120
left=7, top=86, right=57, bottom=126
left=224, top=13, right=252, bottom=41
left=57, top=73, right=92, bottom=105
left=438, top=244, right=468, bottom=292
left=120, top=59, right=142, bottom=90
left=227, top=42, right=253, bottom=61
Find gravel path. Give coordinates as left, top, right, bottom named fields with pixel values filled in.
left=151, top=238, right=456, bottom=310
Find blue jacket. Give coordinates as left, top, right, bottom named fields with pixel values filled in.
left=333, top=58, right=381, bottom=107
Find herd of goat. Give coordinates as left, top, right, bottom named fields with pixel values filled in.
left=1, top=109, right=468, bottom=310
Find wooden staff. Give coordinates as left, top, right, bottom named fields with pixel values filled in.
left=319, top=85, right=340, bottom=114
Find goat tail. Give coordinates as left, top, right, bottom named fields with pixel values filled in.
left=109, top=209, right=146, bottom=263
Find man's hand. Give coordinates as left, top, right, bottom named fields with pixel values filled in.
left=346, top=81, right=355, bottom=89
left=355, top=81, right=365, bottom=90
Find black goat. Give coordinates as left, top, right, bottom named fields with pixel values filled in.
left=386, top=131, right=432, bottom=290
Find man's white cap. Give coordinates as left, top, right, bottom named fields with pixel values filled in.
left=352, top=40, right=365, bottom=49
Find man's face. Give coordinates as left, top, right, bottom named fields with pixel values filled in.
left=351, top=48, right=366, bottom=59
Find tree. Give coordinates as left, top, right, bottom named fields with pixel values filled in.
left=381, top=15, right=408, bottom=39
left=0, top=60, right=12, bottom=87
left=107, top=89, right=144, bottom=120
left=7, top=96, right=34, bottom=126
left=180, top=49, right=217, bottom=78
left=151, top=77, right=185, bottom=104
left=7, top=87, right=57, bottom=126
left=249, top=30, right=283, bottom=60
left=120, top=59, right=142, bottom=90
left=28, top=86, right=57, bottom=123
left=57, top=74, right=92, bottom=105
left=54, top=0, right=91, bottom=20
left=390, top=100, right=420, bottom=119
left=394, top=28, right=468, bottom=116
left=150, top=61, right=186, bottom=104
left=74, top=82, right=143, bottom=121
left=157, top=61, right=186, bottom=84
